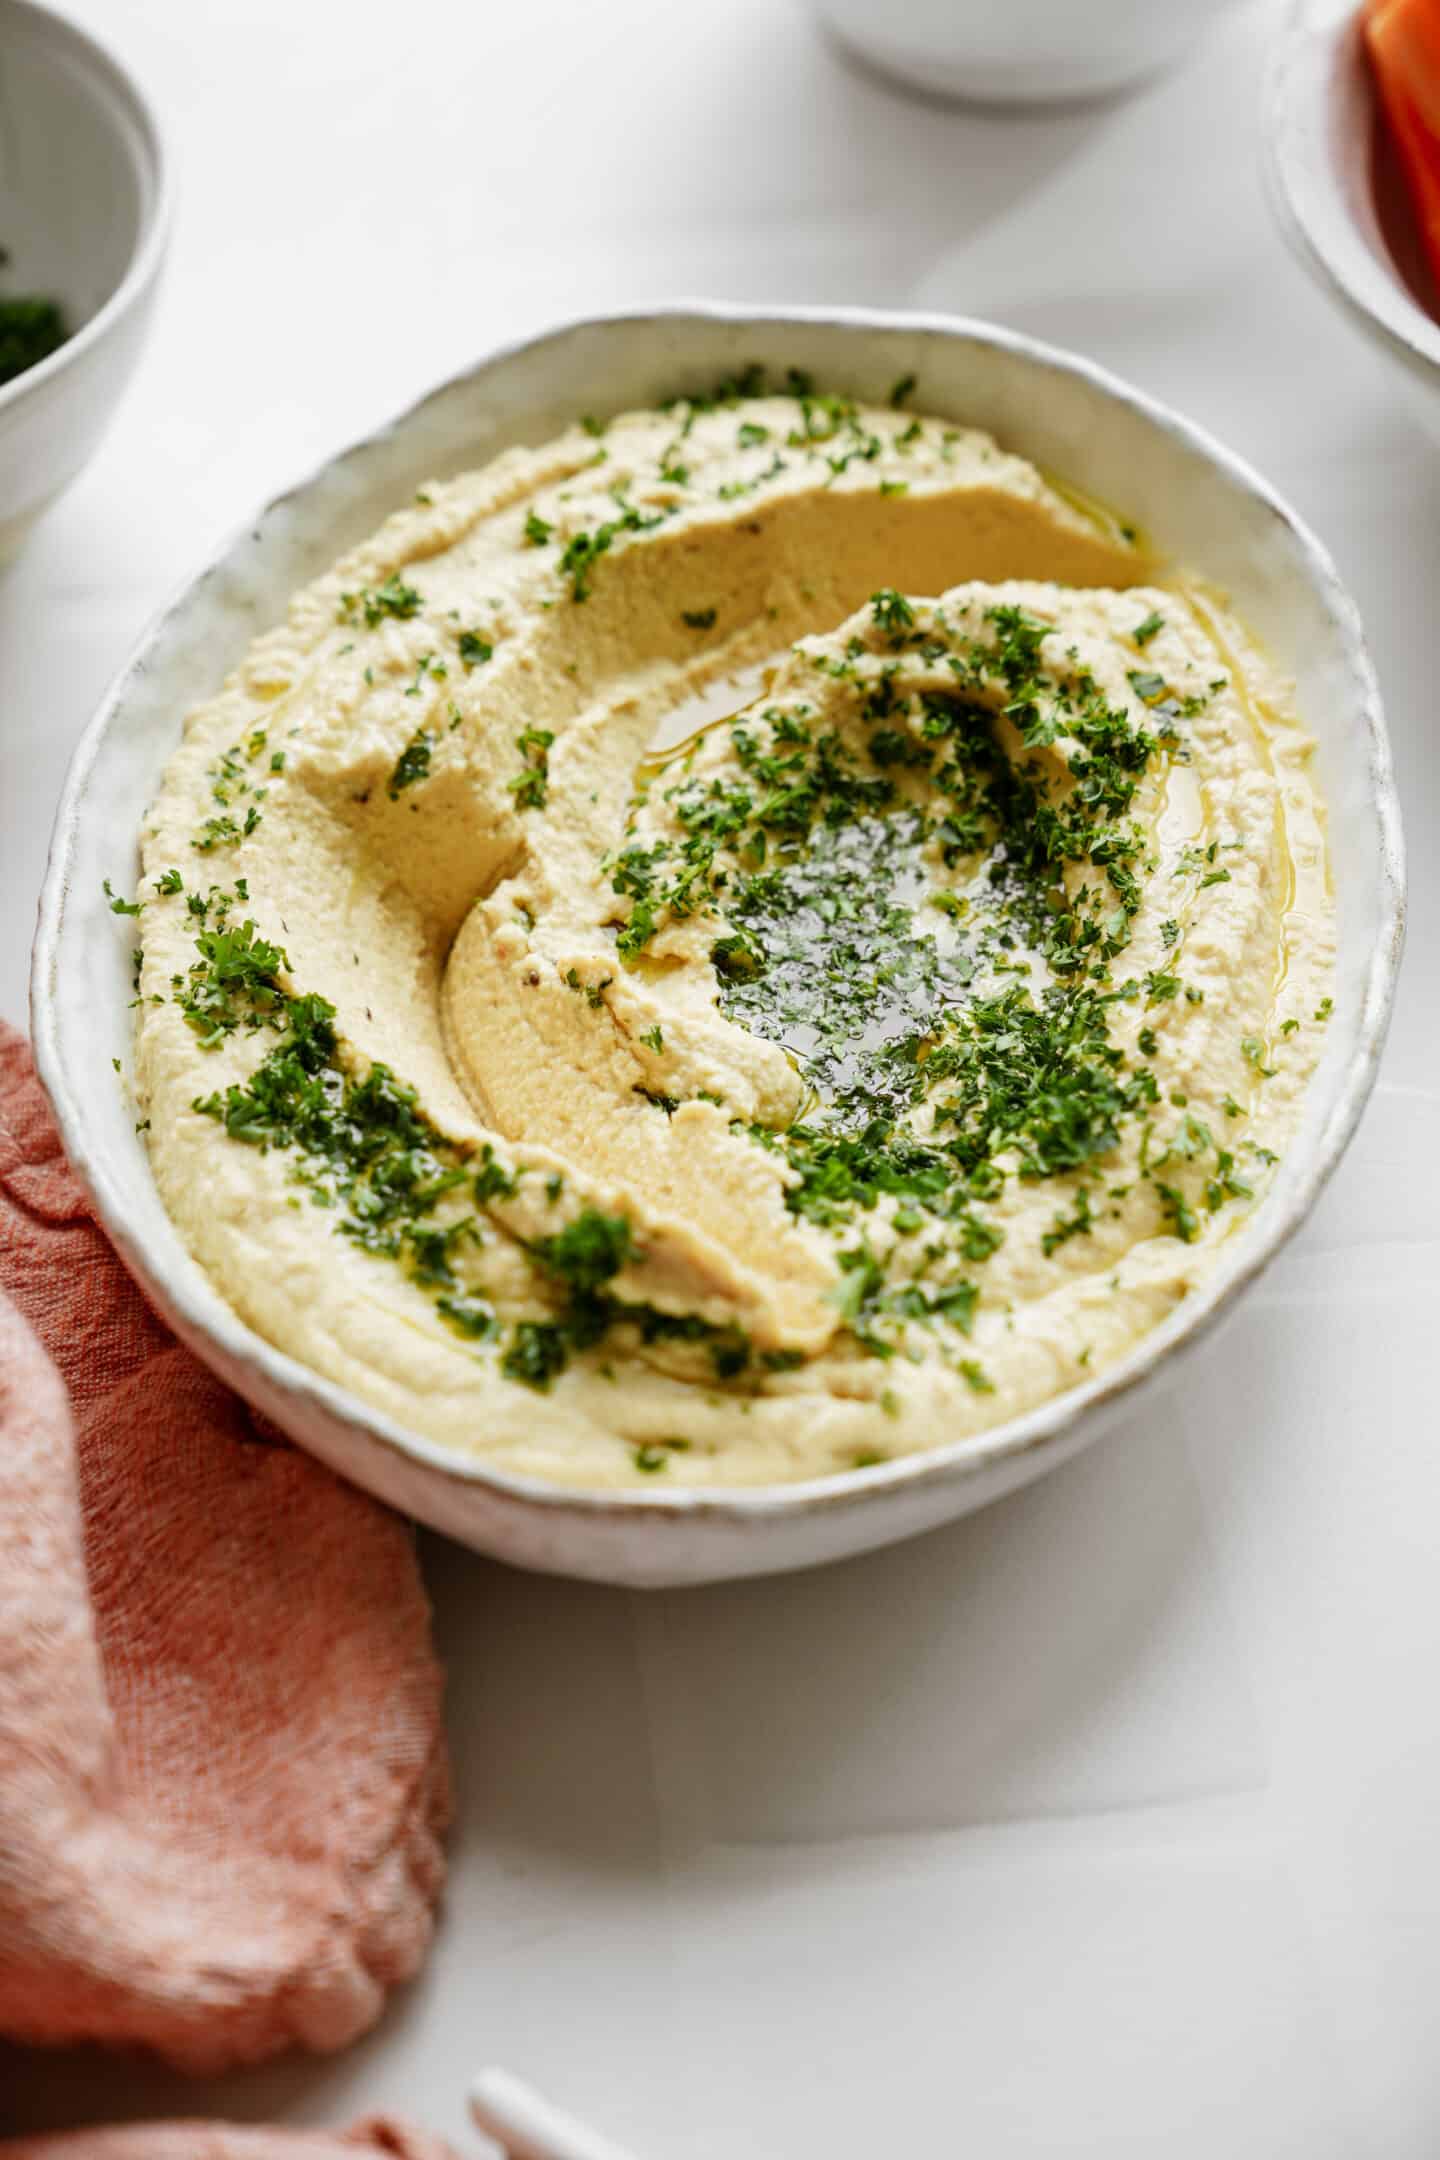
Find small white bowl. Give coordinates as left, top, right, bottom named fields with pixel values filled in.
left=0, top=0, right=170, bottom=564
left=31, top=305, right=1404, bottom=1588
left=811, top=0, right=1240, bottom=105
left=1266, top=0, right=1440, bottom=435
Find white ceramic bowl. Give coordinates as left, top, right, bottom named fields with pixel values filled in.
left=31, top=305, right=1404, bottom=1588
left=811, top=0, right=1240, bottom=104
left=0, top=0, right=169, bottom=564
left=1266, top=0, right=1440, bottom=436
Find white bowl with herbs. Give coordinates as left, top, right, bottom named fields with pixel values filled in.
left=0, top=0, right=169, bottom=564
left=32, top=305, right=1402, bottom=1586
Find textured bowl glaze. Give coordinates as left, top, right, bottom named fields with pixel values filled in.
left=1266, top=0, right=1440, bottom=438
left=31, top=305, right=1404, bottom=1587
left=0, top=0, right=170, bottom=563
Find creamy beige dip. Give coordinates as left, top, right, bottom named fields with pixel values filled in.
left=132, top=378, right=1334, bottom=1487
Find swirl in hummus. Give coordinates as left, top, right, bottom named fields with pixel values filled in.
left=131, top=372, right=1335, bottom=1487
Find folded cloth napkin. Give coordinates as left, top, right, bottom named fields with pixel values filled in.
left=0, top=1020, right=452, bottom=2074
left=1, top=2123, right=458, bottom=2158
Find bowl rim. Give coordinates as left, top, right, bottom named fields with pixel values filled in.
left=1264, top=0, right=1440, bottom=385
left=31, top=300, right=1407, bottom=1531
left=0, top=0, right=173, bottom=418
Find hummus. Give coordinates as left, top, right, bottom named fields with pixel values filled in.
left=131, top=374, right=1334, bottom=1487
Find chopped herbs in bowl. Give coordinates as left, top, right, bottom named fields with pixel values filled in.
left=120, top=366, right=1339, bottom=1511
left=0, top=2, right=168, bottom=560
left=35, top=308, right=1398, bottom=1585
left=0, top=287, right=69, bottom=387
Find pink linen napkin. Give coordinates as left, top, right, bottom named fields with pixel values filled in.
left=1, top=2123, right=458, bottom=2158
left=0, top=1020, right=452, bottom=2074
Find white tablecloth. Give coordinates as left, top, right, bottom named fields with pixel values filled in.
left=3, top=1, right=1436, bottom=2151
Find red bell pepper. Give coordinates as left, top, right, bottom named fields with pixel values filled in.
left=1365, top=0, right=1440, bottom=295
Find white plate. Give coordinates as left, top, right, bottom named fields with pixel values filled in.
left=1265, top=0, right=1440, bottom=438
left=30, top=304, right=1405, bottom=1587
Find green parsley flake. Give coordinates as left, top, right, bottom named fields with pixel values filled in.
left=509, top=726, right=554, bottom=810
left=104, top=880, right=141, bottom=917
left=0, top=295, right=68, bottom=386
left=388, top=728, right=433, bottom=799
left=338, top=573, right=422, bottom=628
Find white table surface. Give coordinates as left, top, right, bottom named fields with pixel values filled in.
left=2, top=0, right=1436, bottom=2151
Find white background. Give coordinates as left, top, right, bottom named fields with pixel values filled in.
left=3, top=0, right=1438, bottom=2152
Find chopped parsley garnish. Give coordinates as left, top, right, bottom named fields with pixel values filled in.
left=869, top=588, right=915, bottom=641
left=532, top=1208, right=635, bottom=1298
left=437, top=1293, right=496, bottom=1340
left=1041, top=1185, right=1095, bottom=1257
left=177, top=912, right=289, bottom=1047
left=0, top=295, right=67, bottom=386
left=509, top=726, right=554, bottom=810
left=167, top=382, right=1290, bottom=1404
left=1127, top=669, right=1167, bottom=703
left=338, top=573, right=422, bottom=628
left=589, top=580, right=1243, bottom=1342
left=556, top=496, right=666, bottom=600
left=564, top=968, right=612, bottom=1008
left=104, top=880, right=141, bottom=917
left=176, top=909, right=753, bottom=1394
left=503, top=1321, right=567, bottom=1389
left=195, top=813, right=253, bottom=851
left=385, top=726, right=431, bottom=798
left=1154, top=1180, right=1200, bottom=1243
left=190, top=728, right=276, bottom=850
